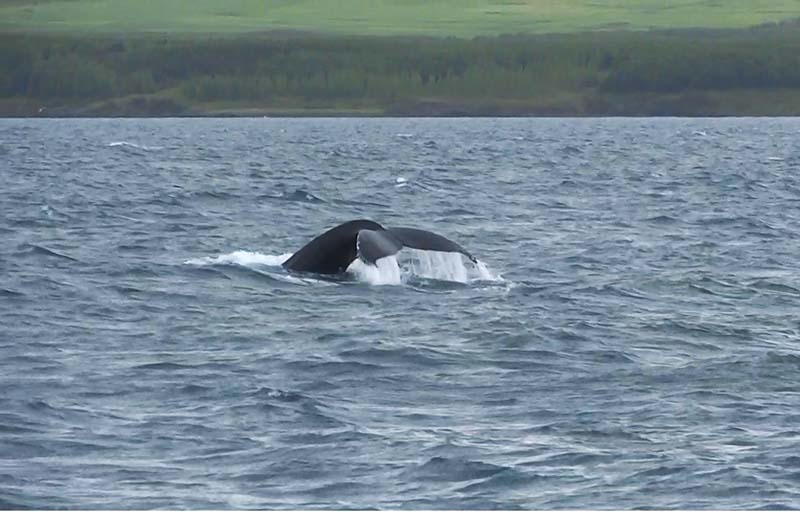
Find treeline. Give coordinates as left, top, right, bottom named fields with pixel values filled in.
left=0, top=34, right=604, bottom=101
left=2, top=21, right=800, bottom=114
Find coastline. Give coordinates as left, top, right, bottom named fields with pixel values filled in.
left=5, top=89, right=800, bottom=118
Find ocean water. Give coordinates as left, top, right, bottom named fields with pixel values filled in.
left=2, top=117, right=800, bottom=509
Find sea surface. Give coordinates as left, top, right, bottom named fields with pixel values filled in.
left=2, top=117, right=800, bottom=509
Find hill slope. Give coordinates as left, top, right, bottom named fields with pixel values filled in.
left=1, top=0, right=800, bottom=36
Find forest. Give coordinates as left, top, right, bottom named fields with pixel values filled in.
left=3, top=20, right=800, bottom=116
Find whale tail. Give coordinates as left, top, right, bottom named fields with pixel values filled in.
left=281, top=219, right=381, bottom=274
left=282, top=220, right=476, bottom=274
left=386, top=227, right=476, bottom=263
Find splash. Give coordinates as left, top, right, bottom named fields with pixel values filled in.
left=406, top=250, right=469, bottom=282
left=184, top=250, right=291, bottom=267
left=402, top=249, right=499, bottom=282
left=348, top=256, right=403, bottom=285
left=185, top=249, right=501, bottom=287
left=348, top=249, right=501, bottom=286
left=185, top=250, right=326, bottom=286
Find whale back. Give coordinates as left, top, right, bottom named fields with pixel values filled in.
left=282, top=219, right=384, bottom=274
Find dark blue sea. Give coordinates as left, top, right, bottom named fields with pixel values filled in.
left=2, top=117, right=800, bottom=509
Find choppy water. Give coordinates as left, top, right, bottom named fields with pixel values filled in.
left=2, top=117, right=800, bottom=509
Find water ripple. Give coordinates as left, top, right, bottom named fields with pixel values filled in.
left=2, top=117, right=800, bottom=509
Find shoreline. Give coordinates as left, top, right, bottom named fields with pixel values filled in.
left=5, top=91, right=800, bottom=118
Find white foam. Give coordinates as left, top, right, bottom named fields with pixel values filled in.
left=185, top=249, right=502, bottom=287
left=403, top=249, right=501, bottom=283
left=403, top=250, right=469, bottom=282
left=348, top=249, right=502, bottom=286
left=108, top=141, right=160, bottom=151
left=348, top=256, right=403, bottom=286
left=474, top=260, right=500, bottom=281
left=184, top=250, right=292, bottom=267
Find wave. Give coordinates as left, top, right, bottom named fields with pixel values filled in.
left=412, top=456, right=508, bottom=482
left=107, top=141, right=161, bottom=151
left=184, top=250, right=292, bottom=267
left=259, top=189, right=325, bottom=203
left=184, top=250, right=331, bottom=286
left=0, top=288, right=26, bottom=298
left=16, top=243, right=79, bottom=262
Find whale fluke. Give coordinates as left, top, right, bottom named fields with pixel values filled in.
left=356, top=228, right=403, bottom=265
left=281, top=219, right=382, bottom=274
left=282, top=219, right=475, bottom=274
left=386, top=227, right=476, bottom=263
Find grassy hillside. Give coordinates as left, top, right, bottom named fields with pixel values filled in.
left=1, top=0, right=800, bottom=36
left=4, top=1, right=800, bottom=116
left=4, top=25, right=800, bottom=117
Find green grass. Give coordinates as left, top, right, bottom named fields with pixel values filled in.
left=2, top=0, right=800, bottom=36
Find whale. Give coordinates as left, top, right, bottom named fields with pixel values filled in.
left=282, top=219, right=476, bottom=275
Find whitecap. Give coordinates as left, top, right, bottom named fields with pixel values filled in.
left=108, top=141, right=160, bottom=151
